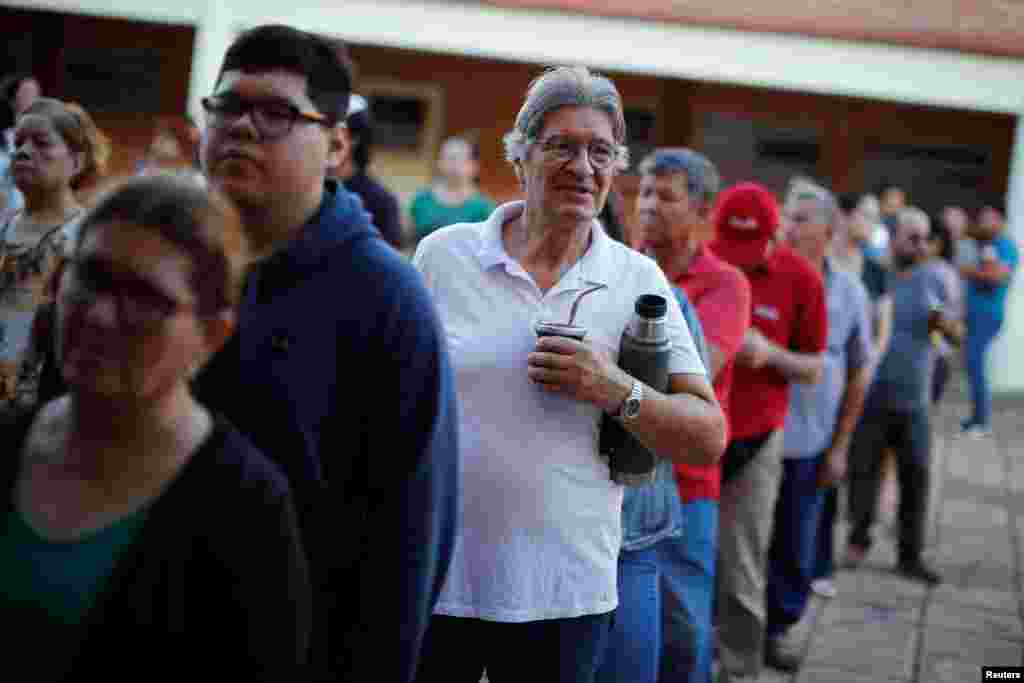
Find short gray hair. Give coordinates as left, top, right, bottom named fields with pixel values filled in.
left=503, top=66, right=628, bottom=171
left=785, top=176, right=840, bottom=229
left=638, top=148, right=720, bottom=210
left=898, top=206, right=931, bottom=234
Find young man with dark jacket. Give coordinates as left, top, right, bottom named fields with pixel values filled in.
left=195, top=25, right=459, bottom=683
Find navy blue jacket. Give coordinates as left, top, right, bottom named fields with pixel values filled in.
left=196, top=181, right=459, bottom=682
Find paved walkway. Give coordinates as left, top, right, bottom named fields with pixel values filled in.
left=758, top=395, right=1024, bottom=682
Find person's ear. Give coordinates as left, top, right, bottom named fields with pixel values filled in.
left=326, top=123, right=349, bottom=171
left=696, top=199, right=713, bottom=222
left=71, top=150, right=84, bottom=179
left=513, top=160, right=525, bottom=189
left=203, top=310, right=236, bottom=358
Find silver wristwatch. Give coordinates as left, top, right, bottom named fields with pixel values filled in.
left=616, top=380, right=643, bottom=421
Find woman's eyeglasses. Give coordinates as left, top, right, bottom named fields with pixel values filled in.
left=60, top=259, right=197, bottom=333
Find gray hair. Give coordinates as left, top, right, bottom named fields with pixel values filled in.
left=638, top=148, right=720, bottom=210
left=503, top=66, right=629, bottom=171
left=897, top=206, right=931, bottom=234
left=785, top=176, right=840, bottom=229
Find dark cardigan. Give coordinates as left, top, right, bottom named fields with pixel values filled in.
left=0, top=409, right=312, bottom=681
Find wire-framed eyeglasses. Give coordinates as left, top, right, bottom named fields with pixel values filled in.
left=535, top=135, right=621, bottom=171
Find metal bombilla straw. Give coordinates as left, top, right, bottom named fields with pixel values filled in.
left=563, top=216, right=607, bottom=325
left=567, top=283, right=607, bottom=326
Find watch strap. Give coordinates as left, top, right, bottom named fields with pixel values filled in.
left=617, top=380, right=643, bottom=420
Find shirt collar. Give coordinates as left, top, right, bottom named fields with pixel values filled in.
left=686, top=243, right=717, bottom=276
left=476, top=200, right=611, bottom=288
left=744, top=248, right=778, bottom=275
left=823, top=256, right=835, bottom=287
left=476, top=201, right=523, bottom=271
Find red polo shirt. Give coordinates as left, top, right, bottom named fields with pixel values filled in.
left=708, top=241, right=828, bottom=441
left=673, top=244, right=751, bottom=502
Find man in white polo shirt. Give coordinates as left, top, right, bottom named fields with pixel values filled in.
left=412, top=66, right=725, bottom=683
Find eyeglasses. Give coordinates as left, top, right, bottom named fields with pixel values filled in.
left=201, top=95, right=330, bottom=140
left=60, top=259, right=198, bottom=333
left=535, top=135, right=620, bottom=171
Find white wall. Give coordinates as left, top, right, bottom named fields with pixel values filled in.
left=992, top=119, right=1024, bottom=393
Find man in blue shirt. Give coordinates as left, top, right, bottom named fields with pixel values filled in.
left=195, top=25, right=459, bottom=683
left=764, top=181, right=874, bottom=672
left=960, top=198, right=1019, bottom=436
left=846, top=208, right=962, bottom=585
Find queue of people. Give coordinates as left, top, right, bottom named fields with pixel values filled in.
left=0, top=21, right=1018, bottom=683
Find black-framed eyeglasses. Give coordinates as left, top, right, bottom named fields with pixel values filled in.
left=60, top=258, right=199, bottom=333
left=535, top=135, right=620, bottom=171
left=201, top=94, right=330, bottom=140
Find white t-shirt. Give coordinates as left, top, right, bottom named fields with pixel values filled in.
left=413, top=201, right=705, bottom=622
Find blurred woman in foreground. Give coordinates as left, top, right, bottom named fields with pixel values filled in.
left=0, top=175, right=311, bottom=679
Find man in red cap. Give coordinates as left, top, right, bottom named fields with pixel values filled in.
left=708, top=182, right=827, bottom=683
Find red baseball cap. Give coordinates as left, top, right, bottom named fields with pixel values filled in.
left=709, top=182, right=781, bottom=270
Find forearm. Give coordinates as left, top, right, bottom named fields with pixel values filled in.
left=604, top=370, right=726, bottom=467
left=829, top=366, right=871, bottom=452
left=976, top=269, right=1010, bottom=286
left=934, top=316, right=964, bottom=346
left=765, top=342, right=824, bottom=384
left=962, top=264, right=1011, bottom=285
left=708, top=343, right=727, bottom=381
left=874, top=297, right=893, bottom=360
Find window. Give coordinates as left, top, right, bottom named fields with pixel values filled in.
left=372, top=95, right=428, bottom=151
left=860, top=142, right=989, bottom=213
left=4, top=34, right=32, bottom=75
left=61, top=48, right=164, bottom=114
left=623, top=106, right=657, bottom=173
left=698, top=112, right=821, bottom=193
left=358, top=79, right=444, bottom=197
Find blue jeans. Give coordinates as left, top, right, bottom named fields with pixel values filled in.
left=660, top=499, right=718, bottom=683
left=813, top=486, right=838, bottom=580
left=597, top=546, right=661, bottom=683
left=766, top=456, right=826, bottom=638
left=416, top=612, right=613, bottom=683
left=965, top=312, right=1004, bottom=428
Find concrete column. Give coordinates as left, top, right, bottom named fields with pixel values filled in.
left=186, top=0, right=237, bottom=122
left=990, top=113, right=1023, bottom=394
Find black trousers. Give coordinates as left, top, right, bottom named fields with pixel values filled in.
left=415, top=613, right=613, bottom=683
left=847, top=397, right=932, bottom=564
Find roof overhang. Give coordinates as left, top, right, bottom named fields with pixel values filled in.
left=10, top=0, right=1024, bottom=115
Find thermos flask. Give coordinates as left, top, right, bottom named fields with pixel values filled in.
left=599, top=294, right=672, bottom=486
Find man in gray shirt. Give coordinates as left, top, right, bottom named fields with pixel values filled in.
left=845, top=208, right=962, bottom=585
left=763, top=181, right=874, bottom=671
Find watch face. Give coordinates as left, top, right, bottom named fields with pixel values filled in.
left=624, top=398, right=641, bottom=418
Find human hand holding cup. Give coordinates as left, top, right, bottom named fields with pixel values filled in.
left=532, top=283, right=607, bottom=342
